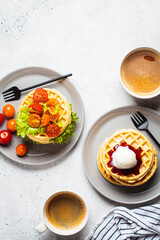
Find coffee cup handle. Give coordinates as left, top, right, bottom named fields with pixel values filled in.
left=36, top=222, right=48, bottom=234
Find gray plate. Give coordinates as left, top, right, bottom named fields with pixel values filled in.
left=0, top=67, right=84, bottom=165
left=83, top=106, right=160, bottom=204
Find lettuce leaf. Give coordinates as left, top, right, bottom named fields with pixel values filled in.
left=55, top=119, right=63, bottom=128
left=16, top=103, right=78, bottom=145
left=48, top=104, right=59, bottom=115
left=40, top=103, right=60, bottom=115
left=16, top=106, right=46, bottom=138
left=49, top=108, right=79, bottom=144
left=39, top=102, right=48, bottom=113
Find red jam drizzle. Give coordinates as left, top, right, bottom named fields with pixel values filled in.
left=107, top=141, right=142, bottom=176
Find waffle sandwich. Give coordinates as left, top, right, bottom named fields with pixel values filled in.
left=97, top=129, right=158, bottom=186
left=16, top=88, right=77, bottom=144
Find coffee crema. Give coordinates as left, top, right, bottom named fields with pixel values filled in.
left=46, top=192, right=86, bottom=230
left=121, top=49, right=160, bottom=96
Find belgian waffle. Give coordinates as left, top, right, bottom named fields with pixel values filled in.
left=18, top=88, right=71, bottom=144
left=97, top=129, right=158, bottom=186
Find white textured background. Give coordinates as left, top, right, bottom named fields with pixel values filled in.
left=0, top=0, right=160, bottom=239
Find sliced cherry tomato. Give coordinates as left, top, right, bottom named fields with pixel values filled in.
left=16, top=144, right=27, bottom=156
left=6, top=119, right=17, bottom=132
left=28, top=103, right=43, bottom=115
left=47, top=111, right=60, bottom=122
left=0, top=130, right=12, bottom=144
left=46, top=99, right=59, bottom=107
left=46, top=106, right=60, bottom=122
left=28, top=113, right=41, bottom=128
left=3, top=104, right=15, bottom=118
left=46, top=123, right=60, bottom=137
left=41, top=114, right=50, bottom=127
left=0, top=113, right=5, bottom=124
left=33, top=88, right=48, bottom=103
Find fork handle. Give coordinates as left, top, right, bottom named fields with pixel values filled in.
left=146, top=129, right=160, bottom=148
left=20, top=73, right=72, bottom=92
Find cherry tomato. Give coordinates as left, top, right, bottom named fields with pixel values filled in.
left=41, top=114, right=50, bottom=127
left=0, top=130, right=12, bottom=144
left=28, top=113, right=41, bottom=128
left=33, top=88, right=48, bottom=103
left=6, top=119, right=17, bottom=132
left=46, top=123, right=60, bottom=137
left=0, top=113, right=5, bottom=124
left=47, top=111, right=60, bottom=122
left=46, top=106, right=60, bottom=122
left=28, top=103, right=43, bottom=115
left=16, top=144, right=27, bottom=156
left=3, top=104, right=15, bottom=118
left=46, top=99, right=59, bottom=107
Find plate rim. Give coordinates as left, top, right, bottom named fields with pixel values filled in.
left=83, top=105, right=160, bottom=205
left=0, top=66, right=85, bottom=165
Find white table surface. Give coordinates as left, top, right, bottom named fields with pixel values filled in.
left=0, top=0, right=160, bottom=239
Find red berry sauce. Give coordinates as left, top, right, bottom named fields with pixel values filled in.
left=107, top=141, right=142, bottom=176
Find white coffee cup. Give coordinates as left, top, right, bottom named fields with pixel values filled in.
left=120, top=47, right=160, bottom=99
left=36, top=191, right=88, bottom=236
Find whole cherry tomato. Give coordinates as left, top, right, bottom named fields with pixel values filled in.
left=28, top=113, right=41, bottom=128
left=0, top=113, right=5, bottom=124
left=3, top=104, right=15, bottom=118
left=28, top=103, right=43, bottom=115
left=0, top=130, right=12, bottom=144
left=46, top=123, right=60, bottom=137
left=6, top=119, right=17, bottom=132
left=16, top=144, right=27, bottom=156
left=41, top=114, right=50, bottom=127
left=33, top=88, right=48, bottom=103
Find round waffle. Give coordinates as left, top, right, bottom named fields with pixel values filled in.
left=97, top=143, right=158, bottom=186
left=18, top=88, right=71, bottom=144
left=97, top=129, right=158, bottom=186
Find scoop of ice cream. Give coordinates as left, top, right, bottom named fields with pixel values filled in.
left=112, top=146, right=137, bottom=169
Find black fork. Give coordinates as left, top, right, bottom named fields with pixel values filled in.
left=131, top=111, right=160, bottom=148
left=2, top=73, right=72, bottom=102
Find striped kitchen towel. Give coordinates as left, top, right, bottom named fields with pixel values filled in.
left=86, top=204, right=160, bottom=240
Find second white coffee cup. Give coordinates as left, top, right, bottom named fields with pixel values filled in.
left=36, top=191, right=88, bottom=236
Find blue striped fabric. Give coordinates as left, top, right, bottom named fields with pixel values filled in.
left=86, top=204, right=160, bottom=240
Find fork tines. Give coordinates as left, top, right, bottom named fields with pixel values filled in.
left=2, top=91, right=15, bottom=102
left=131, top=112, right=141, bottom=125
left=2, top=86, right=20, bottom=102
left=3, top=95, right=17, bottom=102
left=131, top=111, right=146, bottom=124
left=130, top=111, right=148, bottom=130
left=136, top=111, right=147, bottom=121
left=2, top=87, right=14, bottom=94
